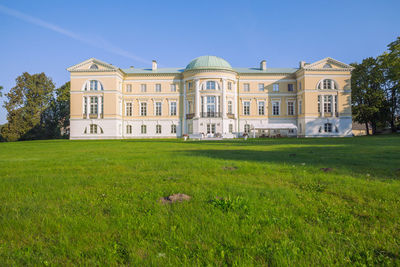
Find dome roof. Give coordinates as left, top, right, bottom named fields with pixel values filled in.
left=185, top=56, right=232, bottom=71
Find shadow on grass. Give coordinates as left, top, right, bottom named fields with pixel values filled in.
left=180, top=143, right=400, bottom=180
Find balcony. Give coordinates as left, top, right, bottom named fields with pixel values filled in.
left=83, top=113, right=103, bottom=119
left=201, top=112, right=221, bottom=118
left=186, top=113, right=195, bottom=119
left=227, top=113, right=235, bottom=119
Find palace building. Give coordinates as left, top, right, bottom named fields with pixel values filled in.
left=67, top=56, right=353, bottom=139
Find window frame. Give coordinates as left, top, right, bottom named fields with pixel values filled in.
left=273, top=83, right=279, bottom=92
left=155, top=102, right=162, bottom=116
left=156, top=124, right=162, bottom=134
left=243, top=101, right=250, bottom=115
left=243, top=83, right=250, bottom=92
left=258, top=83, right=264, bottom=92
left=140, top=102, right=147, bottom=116
left=125, top=102, right=133, bottom=116
left=258, top=101, right=265, bottom=115
left=155, top=83, right=161, bottom=92
left=272, top=101, right=280, bottom=116
left=141, top=125, right=147, bottom=134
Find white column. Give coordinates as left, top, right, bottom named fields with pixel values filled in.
left=203, top=96, right=207, bottom=117
left=332, top=95, right=335, bottom=115
left=183, top=83, right=187, bottom=134
left=97, top=96, right=101, bottom=119
left=222, top=79, right=227, bottom=118
left=195, top=79, right=200, bottom=118
left=87, top=96, right=90, bottom=119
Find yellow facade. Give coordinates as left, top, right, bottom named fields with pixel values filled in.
left=67, top=56, right=353, bottom=139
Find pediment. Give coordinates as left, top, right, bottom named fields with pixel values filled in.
left=304, top=57, right=353, bottom=70
left=67, top=58, right=118, bottom=72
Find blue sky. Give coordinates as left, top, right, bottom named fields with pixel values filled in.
left=0, top=0, right=399, bottom=124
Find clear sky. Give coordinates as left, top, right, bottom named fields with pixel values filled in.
left=1, top=0, right=399, bottom=124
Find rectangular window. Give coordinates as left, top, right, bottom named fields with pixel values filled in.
left=318, top=95, right=321, bottom=113
left=228, top=82, right=232, bottom=90
left=126, top=125, right=132, bottom=134
left=90, top=124, right=97, bottom=134
left=126, top=84, right=132, bottom=92
left=258, top=101, right=265, bottom=115
left=288, top=84, right=294, bottom=92
left=171, top=124, right=176, bottom=134
left=141, top=125, right=147, bottom=134
left=170, top=102, right=177, bottom=116
left=188, top=123, right=193, bottom=134
left=188, top=82, right=192, bottom=90
left=324, top=95, right=332, bottom=113
left=140, top=102, right=147, bottom=116
left=141, top=84, right=147, bottom=92
left=244, top=83, right=250, bottom=92
left=90, top=96, right=98, bottom=114
left=299, top=82, right=302, bottom=90
left=155, top=84, right=161, bottom=92
left=170, top=84, right=176, bottom=92
left=156, top=124, right=161, bottom=134
left=272, top=101, right=280, bottom=115
left=243, top=101, right=250, bottom=115
left=229, top=124, right=233, bottom=133
left=273, top=84, right=279, bottom=92
left=244, top=124, right=250, bottom=133
left=155, top=102, right=162, bottom=116
left=335, top=95, right=338, bottom=114
left=206, top=97, right=215, bottom=114
left=324, top=123, right=332, bottom=133
left=206, top=81, right=216, bottom=90
left=228, top=101, right=233, bottom=114
left=126, top=102, right=132, bottom=116
left=258, top=83, right=264, bottom=92
left=287, top=101, right=295, bottom=115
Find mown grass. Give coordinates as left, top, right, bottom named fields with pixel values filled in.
left=0, top=135, right=399, bottom=265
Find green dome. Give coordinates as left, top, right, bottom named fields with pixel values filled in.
left=185, top=56, right=232, bottom=71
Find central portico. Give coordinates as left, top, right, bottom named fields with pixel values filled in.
left=182, top=56, right=237, bottom=138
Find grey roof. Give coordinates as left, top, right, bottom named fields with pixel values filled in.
left=122, top=67, right=298, bottom=75
left=122, top=68, right=184, bottom=74
left=234, top=67, right=298, bottom=74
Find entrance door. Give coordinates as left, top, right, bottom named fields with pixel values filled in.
left=207, top=123, right=216, bottom=135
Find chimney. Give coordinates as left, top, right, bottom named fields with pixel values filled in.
left=299, top=61, right=306, bottom=68
left=152, top=60, right=157, bottom=71
left=260, top=60, right=266, bottom=70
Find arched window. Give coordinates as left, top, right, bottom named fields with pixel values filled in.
left=90, top=64, right=99, bottom=70
left=84, top=124, right=104, bottom=134
left=206, top=81, right=216, bottom=90
left=84, top=80, right=104, bottom=91
left=317, top=79, right=337, bottom=90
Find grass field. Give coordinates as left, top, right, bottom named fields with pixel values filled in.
left=0, top=135, right=399, bottom=265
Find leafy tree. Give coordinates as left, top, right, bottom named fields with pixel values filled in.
left=379, top=37, right=400, bottom=132
left=2, top=73, right=55, bottom=141
left=351, top=58, right=388, bottom=135
left=0, top=85, right=3, bottom=97
left=55, top=82, right=70, bottom=138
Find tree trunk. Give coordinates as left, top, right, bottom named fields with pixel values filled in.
left=365, top=122, right=370, bottom=136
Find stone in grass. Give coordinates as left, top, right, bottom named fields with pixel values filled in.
left=320, top=167, right=333, bottom=172
left=222, top=166, right=238, bottom=171
left=159, top=193, right=191, bottom=204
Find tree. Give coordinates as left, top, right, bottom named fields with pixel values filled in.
left=0, top=85, right=3, bottom=97
left=54, top=82, right=70, bottom=138
left=351, top=58, right=388, bottom=135
left=379, top=37, right=400, bottom=132
left=2, top=73, right=55, bottom=141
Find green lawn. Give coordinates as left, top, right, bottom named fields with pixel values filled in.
left=0, top=136, right=399, bottom=265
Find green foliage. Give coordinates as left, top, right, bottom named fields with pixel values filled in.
left=352, top=36, right=400, bottom=133
left=2, top=73, right=55, bottom=141
left=1, top=75, right=70, bottom=141
left=0, top=137, right=399, bottom=265
left=351, top=58, right=389, bottom=134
